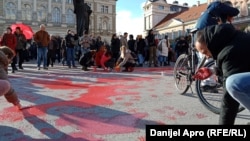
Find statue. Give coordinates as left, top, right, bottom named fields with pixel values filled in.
left=73, top=0, right=92, bottom=37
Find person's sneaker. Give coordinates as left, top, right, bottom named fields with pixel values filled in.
left=15, top=103, right=22, bottom=110
left=18, top=66, right=23, bottom=70
left=201, top=85, right=218, bottom=93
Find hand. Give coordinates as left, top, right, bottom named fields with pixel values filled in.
left=193, top=67, right=212, bottom=80
left=115, top=66, right=120, bottom=72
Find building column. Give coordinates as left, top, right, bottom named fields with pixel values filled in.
left=62, top=0, right=66, bottom=14
left=47, top=0, right=52, bottom=22
left=32, top=0, right=37, bottom=21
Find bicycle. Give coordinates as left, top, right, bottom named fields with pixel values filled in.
left=173, top=29, right=244, bottom=114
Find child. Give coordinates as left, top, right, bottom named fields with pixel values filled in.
left=100, top=48, right=115, bottom=71
left=0, top=46, right=23, bottom=110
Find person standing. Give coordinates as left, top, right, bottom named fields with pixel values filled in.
left=0, top=27, right=17, bottom=73
left=157, top=35, right=169, bottom=66
left=146, top=29, right=157, bottom=67
left=110, top=34, right=120, bottom=62
left=120, top=32, right=128, bottom=49
left=65, top=30, right=78, bottom=68
left=47, top=35, right=58, bottom=67
left=14, top=27, right=27, bottom=70
left=34, top=24, right=50, bottom=70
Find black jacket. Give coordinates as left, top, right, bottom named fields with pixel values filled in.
left=203, top=24, right=250, bottom=80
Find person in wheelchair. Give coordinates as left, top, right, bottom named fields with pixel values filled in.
left=115, top=46, right=136, bottom=72
left=195, top=1, right=239, bottom=92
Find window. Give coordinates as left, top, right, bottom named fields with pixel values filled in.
left=52, top=7, right=61, bottom=23
left=248, top=4, right=250, bottom=15
left=158, top=5, right=164, bottom=10
left=66, top=9, right=75, bottom=24
left=5, top=2, right=16, bottom=19
left=22, top=4, right=32, bottom=20
left=53, top=0, right=61, bottom=3
left=66, top=0, right=73, bottom=4
left=101, top=5, right=108, bottom=13
left=38, top=6, right=47, bottom=22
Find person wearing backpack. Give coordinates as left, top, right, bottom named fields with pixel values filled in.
left=157, top=35, right=169, bottom=66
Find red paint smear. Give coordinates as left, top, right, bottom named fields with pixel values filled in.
left=196, top=113, right=208, bottom=119
left=174, top=110, right=187, bottom=116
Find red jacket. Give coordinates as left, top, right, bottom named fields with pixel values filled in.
left=95, top=50, right=105, bottom=66
left=100, top=54, right=111, bottom=69
left=1, top=33, right=17, bottom=51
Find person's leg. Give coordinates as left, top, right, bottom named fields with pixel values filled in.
left=149, top=47, right=154, bottom=67
left=43, top=48, right=48, bottom=69
left=219, top=90, right=240, bottom=125
left=18, top=49, right=25, bottom=69
left=158, top=55, right=163, bottom=66
left=11, top=56, right=17, bottom=73
left=47, top=50, right=51, bottom=67
left=37, top=48, right=42, bottom=69
left=226, top=72, right=250, bottom=111
left=0, top=80, right=11, bottom=96
left=66, top=47, right=71, bottom=67
left=71, top=48, right=76, bottom=67
left=153, top=46, right=158, bottom=67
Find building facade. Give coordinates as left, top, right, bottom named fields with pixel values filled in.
left=145, top=0, right=250, bottom=40
left=0, top=0, right=117, bottom=41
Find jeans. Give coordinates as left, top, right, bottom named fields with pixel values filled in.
left=158, top=55, right=168, bottom=64
left=137, top=53, right=144, bottom=65
left=66, top=47, right=75, bottom=67
left=37, top=47, right=48, bottom=68
left=226, top=72, right=250, bottom=111
left=81, top=47, right=90, bottom=56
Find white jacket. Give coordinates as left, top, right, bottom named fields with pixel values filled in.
left=157, top=39, right=168, bottom=57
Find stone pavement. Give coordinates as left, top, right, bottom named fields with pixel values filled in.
left=0, top=61, right=249, bottom=141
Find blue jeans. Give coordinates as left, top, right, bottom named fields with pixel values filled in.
left=158, top=55, right=168, bottom=63
left=137, top=53, right=144, bottom=65
left=226, top=72, right=250, bottom=111
left=37, top=47, right=48, bottom=68
left=66, top=47, right=75, bottom=67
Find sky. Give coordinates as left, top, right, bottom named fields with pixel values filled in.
left=116, top=0, right=207, bottom=36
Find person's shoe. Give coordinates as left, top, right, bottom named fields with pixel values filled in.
left=43, top=67, right=48, bottom=70
left=68, top=66, right=71, bottom=69
left=51, top=64, right=53, bottom=67
left=201, top=85, right=218, bottom=93
left=37, top=67, right=41, bottom=70
left=18, top=66, right=23, bottom=70
left=11, top=70, right=15, bottom=73
left=73, top=66, right=77, bottom=68
left=15, top=103, right=22, bottom=110
left=128, top=67, right=134, bottom=72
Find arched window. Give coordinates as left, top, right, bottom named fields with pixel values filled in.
left=37, top=6, right=47, bottom=22
left=52, top=7, right=61, bottom=23
left=22, top=4, right=32, bottom=20
left=5, top=2, right=17, bottom=19
left=66, top=9, right=75, bottom=24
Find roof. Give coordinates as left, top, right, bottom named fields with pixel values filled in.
left=154, top=3, right=207, bottom=28
left=154, top=10, right=187, bottom=28
left=175, top=3, right=207, bottom=22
